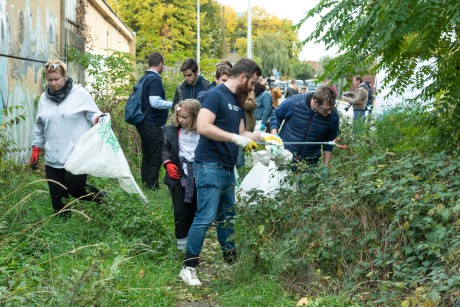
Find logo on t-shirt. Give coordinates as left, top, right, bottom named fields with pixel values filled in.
left=227, top=103, right=240, bottom=112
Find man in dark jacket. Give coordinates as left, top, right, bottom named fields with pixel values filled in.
left=173, top=58, right=210, bottom=107
left=136, top=52, right=173, bottom=190
left=270, top=86, right=339, bottom=168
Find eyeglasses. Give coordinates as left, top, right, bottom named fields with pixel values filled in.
left=317, top=103, right=335, bottom=113
left=45, top=63, right=62, bottom=70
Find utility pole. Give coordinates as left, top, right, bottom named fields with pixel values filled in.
left=197, top=0, right=201, bottom=65
left=247, top=0, right=252, bottom=59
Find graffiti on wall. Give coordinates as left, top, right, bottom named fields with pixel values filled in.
left=0, top=0, right=58, bottom=161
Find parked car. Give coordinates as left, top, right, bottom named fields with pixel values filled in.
left=304, top=79, right=322, bottom=93
left=274, top=80, right=288, bottom=94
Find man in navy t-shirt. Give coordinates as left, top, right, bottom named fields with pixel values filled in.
left=179, top=58, right=282, bottom=286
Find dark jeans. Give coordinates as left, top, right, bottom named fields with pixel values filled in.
left=170, top=184, right=197, bottom=239
left=136, top=122, right=164, bottom=190
left=45, top=165, right=102, bottom=213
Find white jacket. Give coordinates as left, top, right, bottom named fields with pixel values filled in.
left=32, top=84, right=102, bottom=168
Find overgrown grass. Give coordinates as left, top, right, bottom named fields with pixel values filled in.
left=0, top=163, right=296, bottom=305
left=2, top=101, right=460, bottom=305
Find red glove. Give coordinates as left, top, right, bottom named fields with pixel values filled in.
left=165, top=162, right=181, bottom=180
left=30, top=146, right=40, bottom=169
left=95, top=113, right=107, bottom=124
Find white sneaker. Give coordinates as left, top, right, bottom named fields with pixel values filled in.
left=177, top=238, right=187, bottom=251
left=179, top=266, right=202, bottom=286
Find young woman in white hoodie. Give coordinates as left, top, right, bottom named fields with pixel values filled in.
left=30, top=60, right=106, bottom=218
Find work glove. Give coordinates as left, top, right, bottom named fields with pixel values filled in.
left=165, top=162, right=181, bottom=180
left=95, top=113, right=107, bottom=124
left=319, top=166, right=329, bottom=180
left=259, top=124, right=266, bottom=132
left=30, top=146, right=40, bottom=169
left=260, top=132, right=283, bottom=145
left=231, top=134, right=257, bottom=152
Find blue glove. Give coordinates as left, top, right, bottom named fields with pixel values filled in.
left=260, top=124, right=266, bottom=132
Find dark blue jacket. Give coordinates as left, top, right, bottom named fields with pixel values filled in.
left=140, top=71, right=169, bottom=127
left=270, top=93, right=339, bottom=163
left=173, top=75, right=211, bottom=107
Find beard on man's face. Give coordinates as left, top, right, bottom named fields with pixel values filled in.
left=235, top=80, right=252, bottom=107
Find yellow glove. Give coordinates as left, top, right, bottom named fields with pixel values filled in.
left=260, top=132, right=283, bottom=145
left=231, top=134, right=258, bottom=152
left=244, top=140, right=258, bottom=152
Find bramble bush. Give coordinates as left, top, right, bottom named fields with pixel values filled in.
left=236, top=106, right=460, bottom=306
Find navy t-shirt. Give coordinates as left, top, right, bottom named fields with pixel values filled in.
left=194, top=84, right=244, bottom=168
left=139, top=71, right=169, bottom=126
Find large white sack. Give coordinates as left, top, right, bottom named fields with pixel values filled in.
left=237, top=160, right=291, bottom=199
left=64, top=114, right=147, bottom=203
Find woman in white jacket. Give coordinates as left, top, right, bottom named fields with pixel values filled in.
left=30, top=60, right=106, bottom=218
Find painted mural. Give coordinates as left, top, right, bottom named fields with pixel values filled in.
left=0, top=0, right=59, bottom=162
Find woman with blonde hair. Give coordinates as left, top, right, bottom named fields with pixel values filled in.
left=162, top=99, right=201, bottom=251
left=30, top=59, right=106, bottom=218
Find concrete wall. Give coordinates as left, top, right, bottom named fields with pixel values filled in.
left=85, top=0, right=135, bottom=56
left=0, top=0, right=134, bottom=162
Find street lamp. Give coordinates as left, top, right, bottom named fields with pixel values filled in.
left=247, top=0, right=252, bottom=59
left=197, top=0, right=200, bottom=65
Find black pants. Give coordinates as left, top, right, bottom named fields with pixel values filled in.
left=45, top=165, right=101, bottom=213
left=170, top=184, right=197, bottom=239
left=136, top=122, right=164, bottom=190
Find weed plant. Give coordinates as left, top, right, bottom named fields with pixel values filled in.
left=236, top=105, right=460, bottom=306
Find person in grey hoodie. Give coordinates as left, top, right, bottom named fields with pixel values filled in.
left=30, top=59, right=106, bottom=218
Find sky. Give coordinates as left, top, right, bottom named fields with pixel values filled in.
left=215, top=0, right=337, bottom=61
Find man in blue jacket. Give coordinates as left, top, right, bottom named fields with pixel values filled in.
left=270, top=86, right=339, bottom=168
left=173, top=58, right=210, bottom=107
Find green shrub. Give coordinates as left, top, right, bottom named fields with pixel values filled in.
left=236, top=106, right=460, bottom=305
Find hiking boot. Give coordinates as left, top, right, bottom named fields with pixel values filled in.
left=179, top=266, right=202, bottom=286
left=177, top=238, right=187, bottom=252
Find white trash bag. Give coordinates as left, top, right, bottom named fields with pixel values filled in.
left=238, top=143, right=294, bottom=200
left=64, top=114, right=148, bottom=203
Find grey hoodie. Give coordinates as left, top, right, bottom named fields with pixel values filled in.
left=32, top=84, right=102, bottom=168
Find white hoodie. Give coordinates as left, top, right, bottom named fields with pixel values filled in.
left=32, top=84, right=102, bottom=168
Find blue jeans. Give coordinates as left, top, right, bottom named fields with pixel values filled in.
left=185, top=162, right=236, bottom=267
left=353, top=109, right=365, bottom=120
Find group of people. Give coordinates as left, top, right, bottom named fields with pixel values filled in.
left=30, top=53, right=340, bottom=287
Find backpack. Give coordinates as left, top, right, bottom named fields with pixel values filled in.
left=124, top=75, right=154, bottom=125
